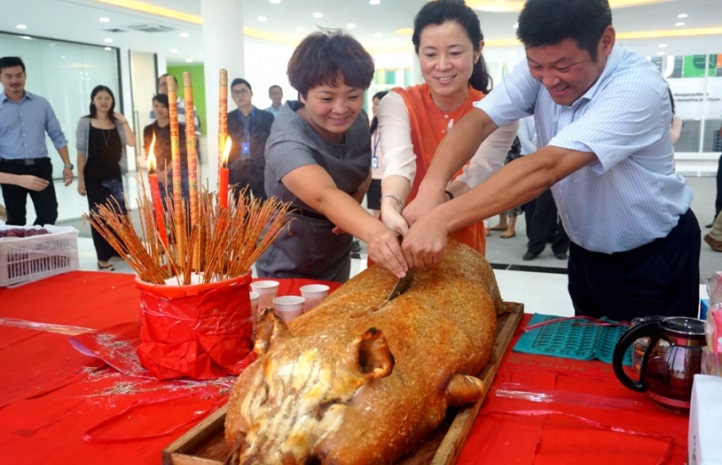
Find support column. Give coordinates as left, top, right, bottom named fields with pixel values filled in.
left=201, top=0, right=245, bottom=189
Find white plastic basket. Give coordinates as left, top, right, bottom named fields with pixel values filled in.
left=0, top=225, right=79, bottom=287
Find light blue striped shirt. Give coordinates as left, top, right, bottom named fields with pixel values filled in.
left=476, top=44, right=692, bottom=254
left=0, top=91, right=68, bottom=159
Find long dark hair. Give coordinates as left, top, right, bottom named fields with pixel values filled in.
left=88, top=85, right=116, bottom=121
left=370, top=90, right=389, bottom=135
left=411, top=0, right=491, bottom=93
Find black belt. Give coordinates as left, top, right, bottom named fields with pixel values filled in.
left=292, top=207, right=329, bottom=222
left=0, top=157, right=50, bottom=166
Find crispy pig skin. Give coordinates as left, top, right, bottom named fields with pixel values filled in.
left=225, top=241, right=502, bottom=464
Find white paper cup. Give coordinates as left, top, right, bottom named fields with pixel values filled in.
left=299, top=284, right=330, bottom=313
left=251, top=280, right=280, bottom=311
left=273, top=295, right=305, bottom=323
left=249, top=291, right=260, bottom=334
left=249, top=291, right=260, bottom=316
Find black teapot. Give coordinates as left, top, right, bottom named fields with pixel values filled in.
left=612, top=316, right=706, bottom=413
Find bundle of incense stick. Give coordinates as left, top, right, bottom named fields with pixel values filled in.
left=85, top=184, right=294, bottom=286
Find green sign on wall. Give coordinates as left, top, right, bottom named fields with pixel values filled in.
left=682, top=54, right=717, bottom=78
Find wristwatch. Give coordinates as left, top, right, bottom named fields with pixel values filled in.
left=64, top=164, right=74, bottom=170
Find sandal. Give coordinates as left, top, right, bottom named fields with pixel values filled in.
left=500, top=231, right=516, bottom=239
left=98, top=262, right=115, bottom=271
left=489, top=224, right=507, bottom=231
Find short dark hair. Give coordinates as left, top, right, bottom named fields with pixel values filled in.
left=88, top=85, right=116, bottom=121
left=287, top=30, right=374, bottom=98
left=157, top=73, right=177, bottom=92
left=412, top=0, right=491, bottom=93
left=231, top=78, right=252, bottom=92
left=268, top=84, right=282, bottom=93
left=517, top=0, right=612, bottom=61
left=152, top=93, right=169, bottom=108
left=0, top=56, right=26, bottom=73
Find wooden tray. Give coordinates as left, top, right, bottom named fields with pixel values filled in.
left=163, top=302, right=524, bottom=465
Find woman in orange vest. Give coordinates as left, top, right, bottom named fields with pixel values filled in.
left=379, top=0, right=517, bottom=257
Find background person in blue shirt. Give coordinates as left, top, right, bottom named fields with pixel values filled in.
left=0, top=56, right=73, bottom=226
left=227, top=78, right=274, bottom=203
left=265, top=84, right=283, bottom=117
left=401, top=0, right=700, bottom=322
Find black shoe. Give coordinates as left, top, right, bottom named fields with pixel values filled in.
left=522, top=251, right=538, bottom=261
left=98, top=261, right=115, bottom=271
left=554, top=251, right=568, bottom=260
left=705, top=223, right=713, bottom=228
left=351, top=240, right=361, bottom=259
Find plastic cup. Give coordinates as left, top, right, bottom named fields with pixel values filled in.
left=249, top=291, right=260, bottom=334
left=251, top=280, right=280, bottom=311
left=272, top=295, right=305, bottom=323
left=299, top=284, right=330, bottom=313
left=249, top=291, right=260, bottom=314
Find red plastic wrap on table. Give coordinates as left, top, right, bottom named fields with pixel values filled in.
left=135, top=273, right=253, bottom=380
left=455, top=315, right=689, bottom=465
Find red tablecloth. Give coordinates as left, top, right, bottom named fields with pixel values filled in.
left=0, top=271, right=340, bottom=465
left=0, top=272, right=689, bottom=464
left=457, top=317, right=688, bottom=465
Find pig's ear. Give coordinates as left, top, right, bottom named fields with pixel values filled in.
left=349, top=327, right=395, bottom=379
left=254, top=307, right=291, bottom=356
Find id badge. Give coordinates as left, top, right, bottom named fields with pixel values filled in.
left=371, top=156, right=378, bottom=169
left=241, top=141, right=251, bottom=160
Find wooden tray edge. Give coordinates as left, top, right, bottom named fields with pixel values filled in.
left=163, top=404, right=228, bottom=465
left=431, top=302, right=524, bottom=465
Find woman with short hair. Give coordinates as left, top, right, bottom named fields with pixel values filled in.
left=256, top=31, right=406, bottom=282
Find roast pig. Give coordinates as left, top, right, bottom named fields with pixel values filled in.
left=225, top=240, right=505, bottom=464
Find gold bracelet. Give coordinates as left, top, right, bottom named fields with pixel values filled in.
left=382, top=194, right=404, bottom=210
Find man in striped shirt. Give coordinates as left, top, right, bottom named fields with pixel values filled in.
left=148, top=74, right=201, bottom=135
left=401, top=0, right=700, bottom=322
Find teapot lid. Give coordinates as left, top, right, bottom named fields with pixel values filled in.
left=660, top=317, right=706, bottom=336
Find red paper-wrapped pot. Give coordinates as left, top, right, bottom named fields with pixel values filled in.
left=135, top=272, right=252, bottom=380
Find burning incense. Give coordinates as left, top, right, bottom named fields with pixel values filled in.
left=146, top=135, right=168, bottom=248
left=218, top=69, right=228, bottom=186
left=86, top=186, right=294, bottom=285
left=182, top=72, right=201, bottom=270
left=166, top=75, right=186, bottom=262
left=182, top=72, right=199, bottom=230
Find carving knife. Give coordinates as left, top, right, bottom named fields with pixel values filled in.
left=387, top=269, right=414, bottom=301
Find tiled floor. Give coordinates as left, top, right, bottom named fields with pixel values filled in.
left=8, top=168, right=713, bottom=319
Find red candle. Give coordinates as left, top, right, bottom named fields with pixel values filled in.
left=219, top=136, right=232, bottom=209
left=147, top=137, right=168, bottom=247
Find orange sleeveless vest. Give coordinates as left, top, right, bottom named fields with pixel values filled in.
left=394, top=83, right=487, bottom=255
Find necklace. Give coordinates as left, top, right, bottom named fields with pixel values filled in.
left=92, top=116, right=114, bottom=147
left=101, top=128, right=111, bottom=148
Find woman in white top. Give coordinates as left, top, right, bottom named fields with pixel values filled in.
left=379, top=0, right=517, bottom=256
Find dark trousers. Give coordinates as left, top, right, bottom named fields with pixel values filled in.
left=86, top=179, right=126, bottom=262
left=523, top=189, right=569, bottom=256
left=0, top=158, right=58, bottom=226
left=568, top=209, right=700, bottom=322
left=713, top=155, right=722, bottom=218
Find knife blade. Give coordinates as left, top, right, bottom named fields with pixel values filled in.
left=387, top=269, right=414, bottom=302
